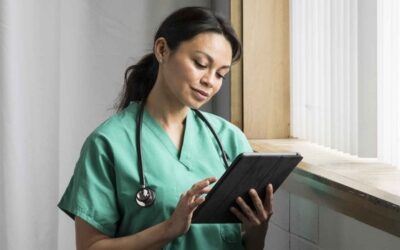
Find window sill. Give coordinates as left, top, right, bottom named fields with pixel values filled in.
left=249, top=139, right=400, bottom=237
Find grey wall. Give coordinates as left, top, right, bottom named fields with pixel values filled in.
left=207, top=0, right=232, bottom=120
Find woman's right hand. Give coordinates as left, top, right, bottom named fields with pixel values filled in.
left=166, top=177, right=217, bottom=238
left=74, top=177, right=217, bottom=250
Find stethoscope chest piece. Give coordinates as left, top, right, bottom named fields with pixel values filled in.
left=136, top=187, right=156, bottom=207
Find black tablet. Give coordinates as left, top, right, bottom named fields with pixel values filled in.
left=192, top=152, right=303, bottom=223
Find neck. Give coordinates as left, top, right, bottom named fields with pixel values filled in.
left=145, top=80, right=188, bottom=128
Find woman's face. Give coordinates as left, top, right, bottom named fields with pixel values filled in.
left=157, top=32, right=232, bottom=109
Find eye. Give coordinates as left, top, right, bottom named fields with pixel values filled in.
left=194, top=60, right=207, bottom=69
left=216, top=73, right=226, bottom=80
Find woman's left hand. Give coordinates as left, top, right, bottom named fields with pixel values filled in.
left=230, top=184, right=273, bottom=233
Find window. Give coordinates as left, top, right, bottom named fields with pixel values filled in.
left=377, top=0, right=400, bottom=167
left=290, top=0, right=400, bottom=167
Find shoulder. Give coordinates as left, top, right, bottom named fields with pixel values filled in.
left=82, top=102, right=139, bottom=151
left=194, top=110, right=244, bottom=137
left=193, top=110, right=251, bottom=149
left=193, top=110, right=253, bottom=159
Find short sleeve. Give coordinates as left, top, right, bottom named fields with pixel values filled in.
left=58, top=133, right=120, bottom=236
left=235, top=127, right=253, bottom=153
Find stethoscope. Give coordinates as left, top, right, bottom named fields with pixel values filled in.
left=135, top=100, right=230, bottom=207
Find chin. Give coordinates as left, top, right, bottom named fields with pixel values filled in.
left=187, top=103, right=201, bottom=110
left=187, top=99, right=209, bottom=110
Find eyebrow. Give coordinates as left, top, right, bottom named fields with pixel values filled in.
left=194, top=50, right=231, bottom=70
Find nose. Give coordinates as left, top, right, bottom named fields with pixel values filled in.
left=200, top=71, right=216, bottom=87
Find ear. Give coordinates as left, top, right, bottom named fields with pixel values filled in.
left=154, top=37, right=170, bottom=63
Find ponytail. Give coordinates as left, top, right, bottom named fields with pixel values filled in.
left=115, top=7, right=242, bottom=112
left=115, top=53, right=158, bottom=112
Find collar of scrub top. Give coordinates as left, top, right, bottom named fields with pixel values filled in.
left=135, top=99, right=230, bottom=208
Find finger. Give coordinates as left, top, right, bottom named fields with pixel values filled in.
left=179, top=191, right=193, bottom=207
left=187, top=177, right=217, bottom=197
left=199, top=176, right=217, bottom=185
left=179, top=192, right=206, bottom=211
left=264, top=184, right=274, bottom=215
left=249, top=189, right=268, bottom=221
left=236, top=197, right=261, bottom=225
left=190, top=196, right=206, bottom=210
left=180, top=192, right=187, bottom=199
left=206, top=176, right=217, bottom=184
left=199, top=185, right=214, bottom=195
left=189, top=185, right=215, bottom=205
left=230, top=206, right=249, bottom=223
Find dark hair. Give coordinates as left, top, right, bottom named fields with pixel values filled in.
left=115, top=6, right=242, bottom=111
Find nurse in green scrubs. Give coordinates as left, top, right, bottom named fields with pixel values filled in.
left=58, top=6, right=273, bottom=250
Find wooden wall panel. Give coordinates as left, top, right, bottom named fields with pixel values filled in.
left=242, top=0, right=290, bottom=139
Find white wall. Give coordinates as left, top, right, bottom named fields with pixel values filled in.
left=266, top=188, right=400, bottom=250
left=57, top=1, right=210, bottom=249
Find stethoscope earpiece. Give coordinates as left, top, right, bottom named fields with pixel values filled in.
left=136, top=187, right=156, bottom=207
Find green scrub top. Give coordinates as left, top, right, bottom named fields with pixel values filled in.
left=58, top=102, right=253, bottom=250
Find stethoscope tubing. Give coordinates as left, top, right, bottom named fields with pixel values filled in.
left=135, top=100, right=228, bottom=207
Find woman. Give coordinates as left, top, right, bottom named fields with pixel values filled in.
left=58, top=6, right=273, bottom=250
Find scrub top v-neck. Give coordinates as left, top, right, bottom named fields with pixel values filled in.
left=58, top=102, right=253, bottom=250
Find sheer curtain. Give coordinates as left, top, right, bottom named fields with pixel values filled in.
left=0, top=1, right=209, bottom=250
left=291, top=0, right=400, bottom=167
left=290, top=0, right=359, bottom=155
left=290, top=0, right=378, bottom=158
left=378, top=0, right=400, bottom=167
left=1, top=1, right=61, bottom=249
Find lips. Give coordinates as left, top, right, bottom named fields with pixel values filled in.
left=191, top=87, right=210, bottom=97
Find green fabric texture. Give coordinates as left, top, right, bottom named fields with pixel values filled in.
left=58, top=102, right=253, bottom=249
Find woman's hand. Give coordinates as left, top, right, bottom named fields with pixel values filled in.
left=230, top=184, right=274, bottom=249
left=166, top=177, right=217, bottom=238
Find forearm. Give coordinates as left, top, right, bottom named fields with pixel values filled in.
left=77, top=178, right=216, bottom=250
left=84, top=220, right=176, bottom=250
left=242, top=223, right=269, bottom=250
